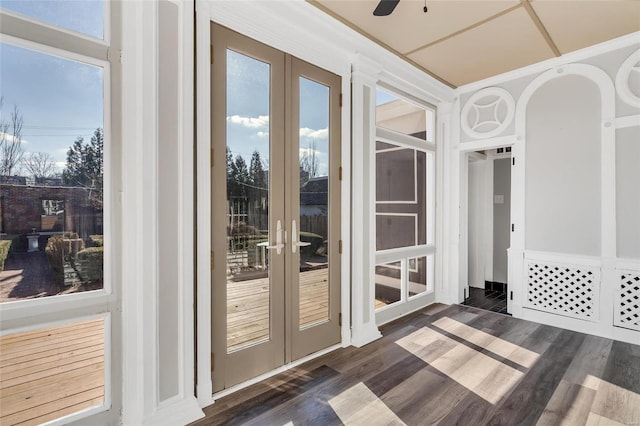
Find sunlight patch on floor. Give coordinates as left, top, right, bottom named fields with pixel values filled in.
left=585, top=375, right=640, bottom=425
left=328, top=382, right=406, bottom=425
left=395, top=317, right=541, bottom=404
left=432, top=316, right=539, bottom=368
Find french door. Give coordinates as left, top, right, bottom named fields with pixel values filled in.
left=211, top=23, right=341, bottom=391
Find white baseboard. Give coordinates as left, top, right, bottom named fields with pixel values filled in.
left=351, top=323, right=383, bottom=347
left=143, top=396, right=204, bottom=426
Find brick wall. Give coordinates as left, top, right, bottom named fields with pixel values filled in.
left=0, top=184, right=102, bottom=249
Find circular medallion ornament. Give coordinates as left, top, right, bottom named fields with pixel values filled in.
left=615, top=49, right=640, bottom=108
left=461, top=87, right=515, bottom=139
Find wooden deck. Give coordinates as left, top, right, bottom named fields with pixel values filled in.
left=0, top=318, right=105, bottom=426
left=227, top=267, right=329, bottom=352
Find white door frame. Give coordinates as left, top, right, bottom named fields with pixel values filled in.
left=458, top=136, right=517, bottom=313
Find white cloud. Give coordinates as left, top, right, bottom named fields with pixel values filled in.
left=227, top=115, right=269, bottom=129
left=257, top=131, right=269, bottom=138
left=299, top=127, right=328, bottom=139
left=0, top=132, right=28, bottom=144
left=299, top=147, right=319, bottom=157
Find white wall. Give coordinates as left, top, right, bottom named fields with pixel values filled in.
left=616, top=126, right=640, bottom=259
left=454, top=36, right=640, bottom=344
left=525, top=76, right=601, bottom=256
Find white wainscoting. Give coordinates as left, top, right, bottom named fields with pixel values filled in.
left=523, top=252, right=600, bottom=322
left=614, top=262, right=640, bottom=332
left=516, top=251, right=639, bottom=345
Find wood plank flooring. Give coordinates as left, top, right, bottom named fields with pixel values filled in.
left=0, top=318, right=105, bottom=426
left=193, top=304, right=640, bottom=426
left=227, top=268, right=329, bottom=351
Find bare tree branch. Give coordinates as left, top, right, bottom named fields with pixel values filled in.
left=0, top=100, right=25, bottom=176
left=22, top=152, right=58, bottom=178
left=300, top=139, right=318, bottom=184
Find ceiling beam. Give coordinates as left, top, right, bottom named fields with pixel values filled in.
left=404, top=4, right=523, bottom=56
left=521, top=0, right=561, bottom=57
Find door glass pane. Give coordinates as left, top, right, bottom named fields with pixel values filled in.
left=0, top=43, right=105, bottom=303
left=408, top=256, right=428, bottom=297
left=1, top=1, right=104, bottom=40
left=226, top=50, right=271, bottom=352
left=375, top=261, right=401, bottom=309
left=298, top=77, right=330, bottom=329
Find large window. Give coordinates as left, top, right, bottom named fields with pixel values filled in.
left=374, top=88, right=435, bottom=310
left=1, top=43, right=105, bottom=299
left=0, top=2, right=116, bottom=424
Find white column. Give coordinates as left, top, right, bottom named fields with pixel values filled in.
left=350, top=55, right=382, bottom=347
left=194, top=0, right=214, bottom=408
left=121, top=1, right=203, bottom=424
left=436, top=101, right=453, bottom=304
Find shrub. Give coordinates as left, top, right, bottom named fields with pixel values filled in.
left=0, top=240, right=11, bottom=272
left=76, top=247, right=103, bottom=283
left=45, top=233, right=84, bottom=285
left=45, top=236, right=66, bottom=284
left=89, top=235, right=104, bottom=247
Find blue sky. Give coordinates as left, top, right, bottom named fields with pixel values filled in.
left=0, top=1, right=104, bottom=173
left=376, top=88, right=398, bottom=106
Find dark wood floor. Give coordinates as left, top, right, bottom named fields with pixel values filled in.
left=193, top=304, right=640, bottom=426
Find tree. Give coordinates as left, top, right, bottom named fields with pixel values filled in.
left=249, top=150, right=266, bottom=191
left=0, top=98, right=25, bottom=176
left=231, top=155, right=249, bottom=198
left=22, top=152, right=58, bottom=179
left=300, top=139, right=318, bottom=184
left=62, top=128, right=104, bottom=207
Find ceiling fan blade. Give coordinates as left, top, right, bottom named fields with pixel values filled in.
left=373, top=0, right=400, bottom=16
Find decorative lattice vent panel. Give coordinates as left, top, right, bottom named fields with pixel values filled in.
left=525, top=261, right=599, bottom=321
left=614, top=271, right=640, bottom=332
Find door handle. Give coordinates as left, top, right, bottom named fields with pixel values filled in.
left=265, top=220, right=285, bottom=255
left=291, top=219, right=311, bottom=254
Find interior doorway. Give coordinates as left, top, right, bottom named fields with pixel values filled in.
left=210, top=24, right=342, bottom=391
left=464, top=148, right=512, bottom=314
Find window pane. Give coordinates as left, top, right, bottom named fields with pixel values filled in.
left=376, top=142, right=427, bottom=251
left=376, top=88, right=430, bottom=140
left=0, top=43, right=104, bottom=303
left=0, top=1, right=104, bottom=40
left=408, top=256, right=428, bottom=297
left=375, top=261, right=401, bottom=309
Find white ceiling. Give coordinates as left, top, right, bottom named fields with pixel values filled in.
left=310, top=0, right=640, bottom=87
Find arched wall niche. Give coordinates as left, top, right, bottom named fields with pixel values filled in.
left=507, top=64, right=632, bottom=333
left=515, top=64, right=616, bottom=258
left=524, top=75, right=602, bottom=255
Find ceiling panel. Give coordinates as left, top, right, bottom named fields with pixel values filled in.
left=309, top=0, right=639, bottom=87
left=313, top=0, right=520, bottom=54
left=407, top=7, right=555, bottom=86
left=533, top=0, right=640, bottom=54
